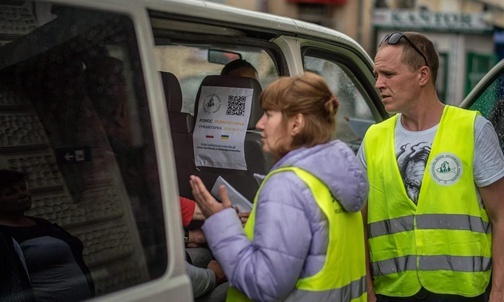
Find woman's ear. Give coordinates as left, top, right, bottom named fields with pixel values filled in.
left=290, top=113, right=305, bottom=136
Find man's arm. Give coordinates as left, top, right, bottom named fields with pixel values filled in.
left=186, top=229, right=207, bottom=248
left=479, top=176, right=504, bottom=302
left=185, top=261, right=216, bottom=298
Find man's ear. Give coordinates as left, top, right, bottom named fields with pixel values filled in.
left=290, top=113, right=305, bottom=135
left=418, top=66, right=431, bottom=87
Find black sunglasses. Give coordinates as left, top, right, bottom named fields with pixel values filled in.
left=379, top=32, right=428, bottom=67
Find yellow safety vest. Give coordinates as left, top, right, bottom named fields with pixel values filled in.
left=227, top=166, right=367, bottom=301
left=364, top=106, right=491, bottom=297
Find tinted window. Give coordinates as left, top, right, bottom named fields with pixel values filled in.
left=0, top=3, right=167, bottom=299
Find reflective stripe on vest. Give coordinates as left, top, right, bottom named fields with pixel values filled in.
left=226, top=166, right=367, bottom=302
left=368, top=214, right=491, bottom=238
left=372, top=255, right=492, bottom=276
left=364, top=106, right=491, bottom=297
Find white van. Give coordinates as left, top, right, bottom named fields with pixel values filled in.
left=0, top=0, right=388, bottom=301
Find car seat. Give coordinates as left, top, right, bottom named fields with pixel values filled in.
left=160, top=71, right=196, bottom=198
left=192, top=75, right=271, bottom=202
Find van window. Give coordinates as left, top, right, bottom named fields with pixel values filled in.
left=303, top=54, right=374, bottom=151
left=0, top=2, right=167, bottom=299
left=155, top=45, right=278, bottom=114
left=153, top=25, right=281, bottom=198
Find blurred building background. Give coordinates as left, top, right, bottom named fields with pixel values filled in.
left=206, top=0, right=504, bottom=105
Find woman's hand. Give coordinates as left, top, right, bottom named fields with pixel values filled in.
left=189, top=175, right=232, bottom=218
left=238, top=212, right=250, bottom=227
left=231, top=206, right=250, bottom=227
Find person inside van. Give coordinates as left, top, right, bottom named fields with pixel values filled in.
left=220, top=59, right=258, bottom=80
left=189, top=72, right=369, bottom=301
left=180, top=195, right=212, bottom=268
left=181, top=196, right=227, bottom=301
left=0, top=169, right=94, bottom=302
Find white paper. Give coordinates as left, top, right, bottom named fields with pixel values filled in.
left=193, top=86, right=252, bottom=170
left=211, top=176, right=253, bottom=212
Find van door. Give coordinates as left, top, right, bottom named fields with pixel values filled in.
left=461, top=59, right=504, bottom=153
left=272, top=37, right=389, bottom=152
left=0, top=1, right=191, bottom=301
left=300, top=47, right=385, bottom=151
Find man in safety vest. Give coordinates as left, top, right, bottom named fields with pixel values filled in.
left=357, top=31, right=504, bottom=301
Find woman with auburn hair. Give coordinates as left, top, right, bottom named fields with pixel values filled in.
left=190, top=72, right=369, bottom=301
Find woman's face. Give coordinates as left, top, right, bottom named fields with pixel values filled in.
left=256, top=110, right=293, bottom=158
left=0, top=181, right=31, bottom=215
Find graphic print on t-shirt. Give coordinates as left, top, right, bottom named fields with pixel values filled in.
left=396, top=142, right=431, bottom=204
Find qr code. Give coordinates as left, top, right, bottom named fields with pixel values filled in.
left=226, top=95, right=246, bottom=116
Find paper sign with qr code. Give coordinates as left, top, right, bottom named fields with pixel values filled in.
left=193, top=86, right=252, bottom=170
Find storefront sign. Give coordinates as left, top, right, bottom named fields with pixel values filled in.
left=373, top=9, right=492, bottom=33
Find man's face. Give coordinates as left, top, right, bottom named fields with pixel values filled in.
left=0, top=181, right=32, bottom=215
left=373, top=45, right=422, bottom=114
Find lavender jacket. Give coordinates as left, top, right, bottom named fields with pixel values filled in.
left=202, top=140, right=369, bottom=301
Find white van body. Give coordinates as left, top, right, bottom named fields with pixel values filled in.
left=0, top=0, right=387, bottom=301
left=460, top=59, right=504, bottom=155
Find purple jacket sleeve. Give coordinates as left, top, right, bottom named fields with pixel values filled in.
left=202, top=173, right=313, bottom=301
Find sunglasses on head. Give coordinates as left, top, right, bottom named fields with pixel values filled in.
left=379, top=32, right=428, bottom=67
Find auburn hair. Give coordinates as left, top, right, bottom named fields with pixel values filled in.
left=259, top=72, right=338, bottom=157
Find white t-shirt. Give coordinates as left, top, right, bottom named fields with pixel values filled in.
left=357, top=115, right=504, bottom=204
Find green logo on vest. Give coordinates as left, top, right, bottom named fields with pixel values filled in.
left=430, top=153, right=462, bottom=186
left=436, top=161, right=452, bottom=173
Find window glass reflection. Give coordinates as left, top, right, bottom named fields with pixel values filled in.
left=0, top=4, right=166, bottom=299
